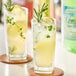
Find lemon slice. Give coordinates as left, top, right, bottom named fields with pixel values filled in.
left=34, top=40, right=55, bottom=67
left=34, top=40, right=55, bottom=52
left=7, top=21, right=26, bottom=37
left=7, top=5, right=28, bottom=37
left=11, top=5, right=28, bottom=21
left=43, top=17, right=54, bottom=24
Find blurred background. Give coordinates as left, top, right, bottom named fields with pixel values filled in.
left=1, top=1, right=76, bottom=76
left=0, top=0, right=61, bottom=31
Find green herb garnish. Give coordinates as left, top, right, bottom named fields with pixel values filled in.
left=46, top=35, right=50, bottom=38
left=20, top=32, right=26, bottom=39
left=34, top=3, right=48, bottom=22
left=9, top=46, right=16, bottom=53
left=44, top=25, right=53, bottom=31
left=19, top=27, right=26, bottom=39
left=5, top=0, right=15, bottom=25
left=48, top=25, right=53, bottom=31
left=5, top=0, right=14, bottom=12
left=19, top=28, right=22, bottom=31
left=5, top=0, right=26, bottom=39
left=6, top=16, right=15, bottom=25
left=44, top=26, right=47, bottom=29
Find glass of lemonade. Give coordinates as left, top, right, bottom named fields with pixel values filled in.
left=32, top=17, right=56, bottom=73
left=4, top=4, right=28, bottom=60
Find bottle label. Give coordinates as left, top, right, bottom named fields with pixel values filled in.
left=64, top=6, right=76, bottom=40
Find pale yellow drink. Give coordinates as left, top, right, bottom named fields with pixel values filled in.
left=6, top=5, right=28, bottom=60
left=34, top=40, right=55, bottom=67
left=32, top=18, right=56, bottom=73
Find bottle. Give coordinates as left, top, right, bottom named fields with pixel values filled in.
left=33, top=0, right=55, bottom=18
left=55, top=0, right=61, bottom=32
left=63, top=0, right=76, bottom=53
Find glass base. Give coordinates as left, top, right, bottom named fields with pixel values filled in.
left=7, top=54, right=27, bottom=60
left=34, top=66, right=53, bottom=74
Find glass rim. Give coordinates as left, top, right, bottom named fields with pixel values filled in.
left=31, top=17, right=56, bottom=24
left=22, top=7, right=28, bottom=14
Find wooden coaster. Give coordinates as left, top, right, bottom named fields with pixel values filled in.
left=54, top=67, right=64, bottom=76
left=0, top=54, right=32, bottom=64
left=28, top=67, right=64, bottom=76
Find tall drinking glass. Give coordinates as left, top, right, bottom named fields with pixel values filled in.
left=4, top=1, right=28, bottom=60
left=32, top=17, right=56, bottom=73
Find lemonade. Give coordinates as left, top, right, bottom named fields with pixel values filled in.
left=32, top=17, right=56, bottom=73
left=34, top=40, right=55, bottom=67
left=5, top=5, right=28, bottom=60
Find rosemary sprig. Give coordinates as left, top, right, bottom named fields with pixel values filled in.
left=34, top=3, right=48, bottom=23
left=5, top=0, right=26, bottom=39
left=5, top=0, right=14, bottom=12
left=5, top=0, right=15, bottom=25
